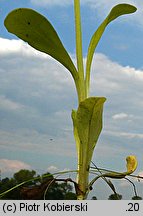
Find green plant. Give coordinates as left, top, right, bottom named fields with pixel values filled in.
left=4, top=1, right=138, bottom=199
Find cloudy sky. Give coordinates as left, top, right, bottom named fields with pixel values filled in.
left=0, top=0, right=143, bottom=199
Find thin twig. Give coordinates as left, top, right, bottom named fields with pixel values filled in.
left=125, top=177, right=138, bottom=197
left=89, top=161, right=118, bottom=195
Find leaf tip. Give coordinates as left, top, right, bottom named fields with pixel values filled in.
left=126, top=155, right=138, bottom=174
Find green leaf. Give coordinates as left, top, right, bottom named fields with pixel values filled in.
left=4, top=8, right=78, bottom=81
left=71, top=109, right=80, bottom=159
left=76, top=97, right=106, bottom=166
left=72, top=97, right=106, bottom=198
left=85, top=4, right=137, bottom=93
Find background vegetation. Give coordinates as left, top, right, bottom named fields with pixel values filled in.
left=0, top=169, right=142, bottom=200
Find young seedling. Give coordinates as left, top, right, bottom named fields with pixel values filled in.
left=4, top=1, right=137, bottom=199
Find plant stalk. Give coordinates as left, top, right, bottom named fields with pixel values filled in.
left=72, top=110, right=90, bottom=200
left=74, top=0, right=86, bottom=102
left=73, top=0, right=90, bottom=200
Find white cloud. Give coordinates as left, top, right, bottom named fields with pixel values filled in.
left=0, top=38, right=48, bottom=58
left=112, top=113, right=128, bottom=120
left=137, top=172, right=143, bottom=183
left=112, top=113, right=133, bottom=120
left=0, top=159, right=31, bottom=174
left=90, top=53, right=143, bottom=98
left=121, top=132, right=143, bottom=139
left=0, top=95, right=24, bottom=111
left=1, top=37, right=143, bottom=174
left=0, top=129, right=76, bottom=157
left=47, top=165, right=58, bottom=173
left=0, top=38, right=25, bottom=54
left=83, top=0, right=139, bottom=10
left=104, top=130, right=143, bottom=140
left=30, top=0, right=71, bottom=7
left=30, top=0, right=143, bottom=28
left=30, top=0, right=138, bottom=7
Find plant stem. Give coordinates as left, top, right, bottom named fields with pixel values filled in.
left=74, top=0, right=90, bottom=199
left=74, top=0, right=86, bottom=102
left=72, top=112, right=90, bottom=200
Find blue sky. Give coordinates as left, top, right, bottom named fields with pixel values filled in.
left=1, top=0, right=143, bottom=199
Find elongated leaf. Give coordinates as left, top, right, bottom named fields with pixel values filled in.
left=104, top=155, right=138, bottom=179
left=85, top=4, right=137, bottom=91
left=4, top=8, right=78, bottom=81
left=71, top=109, right=80, bottom=158
left=76, top=97, right=106, bottom=165
left=89, top=155, right=138, bottom=192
